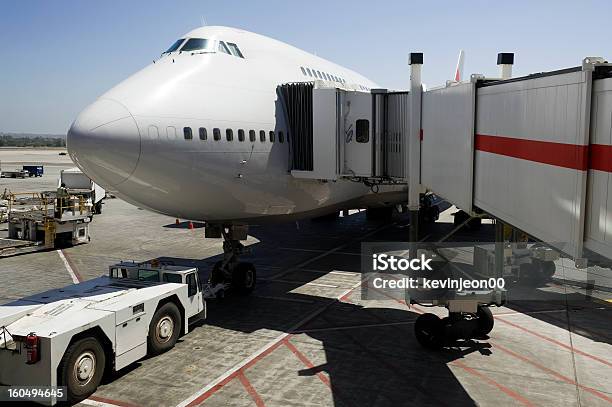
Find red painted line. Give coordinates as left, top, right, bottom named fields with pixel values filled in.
left=589, top=144, right=612, bottom=173
left=185, top=340, right=286, bottom=406
left=492, top=342, right=612, bottom=403
left=88, top=396, right=142, bottom=407
left=495, top=316, right=612, bottom=368
left=451, top=360, right=535, bottom=407
left=61, top=249, right=84, bottom=282
left=284, top=340, right=331, bottom=387
left=475, top=133, right=588, bottom=171
left=502, top=303, right=612, bottom=341
left=237, top=372, right=266, bottom=407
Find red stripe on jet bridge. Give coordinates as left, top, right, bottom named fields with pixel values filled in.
left=475, top=134, right=589, bottom=171
left=589, top=144, right=612, bottom=173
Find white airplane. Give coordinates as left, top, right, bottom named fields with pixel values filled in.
left=68, top=26, right=409, bottom=292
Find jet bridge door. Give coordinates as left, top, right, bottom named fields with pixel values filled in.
left=340, top=91, right=373, bottom=177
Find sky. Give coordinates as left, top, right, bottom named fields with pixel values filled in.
left=1, top=0, right=610, bottom=134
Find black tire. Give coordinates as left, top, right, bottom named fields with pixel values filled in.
left=518, top=262, right=539, bottom=285
left=58, top=336, right=106, bottom=404
left=537, top=260, right=556, bottom=279
left=148, top=302, right=181, bottom=355
left=414, top=313, right=445, bottom=349
left=474, top=306, right=494, bottom=337
left=209, top=261, right=225, bottom=286
left=232, top=262, right=256, bottom=295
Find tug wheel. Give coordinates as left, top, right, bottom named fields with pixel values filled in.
left=148, top=302, right=181, bottom=355
left=59, top=336, right=105, bottom=403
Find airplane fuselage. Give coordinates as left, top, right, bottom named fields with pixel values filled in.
left=68, top=26, right=407, bottom=223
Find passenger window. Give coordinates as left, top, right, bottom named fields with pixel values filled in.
left=181, top=38, right=210, bottom=52
left=316, top=71, right=322, bottom=79
left=238, top=129, right=245, bottom=142
left=186, top=273, right=198, bottom=297
left=306, top=68, right=312, bottom=77
left=226, top=129, right=233, bottom=141
left=213, top=128, right=221, bottom=141
left=269, top=131, right=275, bottom=142
left=249, top=130, right=256, bottom=142
left=278, top=131, right=284, bottom=143
left=148, top=125, right=159, bottom=140
left=218, top=41, right=231, bottom=54
left=356, top=119, right=369, bottom=143
left=166, top=126, right=177, bottom=140
left=226, top=42, right=244, bottom=58
left=260, top=130, right=266, bottom=142
left=183, top=127, right=193, bottom=140
left=300, top=67, right=306, bottom=75
left=199, top=127, right=207, bottom=140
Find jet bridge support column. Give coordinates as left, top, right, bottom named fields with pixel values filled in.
left=408, top=53, right=423, bottom=253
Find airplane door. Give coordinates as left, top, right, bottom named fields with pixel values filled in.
left=342, top=91, right=372, bottom=177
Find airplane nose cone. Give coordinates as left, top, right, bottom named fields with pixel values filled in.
left=67, top=99, right=141, bottom=187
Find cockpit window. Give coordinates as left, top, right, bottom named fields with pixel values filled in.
left=226, top=43, right=244, bottom=58
left=164, top=38, right=185, bottom=54
left=181, top=38, right=211, bottom=52
left=218, top=41, right=231, bottom=55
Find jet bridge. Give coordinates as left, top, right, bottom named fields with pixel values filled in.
left=279, top=82, right=411, bottom=182
left=281, top=55, right=612, bottom=265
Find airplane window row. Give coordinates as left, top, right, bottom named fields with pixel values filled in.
left=299, top=66, right=370, bottom=91
left=183, top=127, right=285, bottom=143
left=300, top=66, right=344, bottom=84
left=163, top=38, right=244, bottom=58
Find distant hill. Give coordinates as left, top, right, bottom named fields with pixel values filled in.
left=0, top=133, right=66, bottom=147
left=0, top=132, right=66, bottom=139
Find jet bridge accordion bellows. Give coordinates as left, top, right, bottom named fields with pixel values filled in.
left=279, top=82, right=314, bottom=171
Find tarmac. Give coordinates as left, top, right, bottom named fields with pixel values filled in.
left=0, top=149, right=610, bottom=407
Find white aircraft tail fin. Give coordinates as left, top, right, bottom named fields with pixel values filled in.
left=454, top=50, right=465, bottom=82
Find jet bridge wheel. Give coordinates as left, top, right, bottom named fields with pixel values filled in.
left=474, top=305, right=494, bottom=337
left=414, top=313, right=445, bottom=349
left=58, top=336, right=106, bottom=403
left=148, top=302, right=181, bottom=355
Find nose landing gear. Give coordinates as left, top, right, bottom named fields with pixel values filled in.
left=206, top=224, right=256, bottom=297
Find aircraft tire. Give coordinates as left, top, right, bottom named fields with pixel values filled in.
left=232, top=262, right=256, bottom=295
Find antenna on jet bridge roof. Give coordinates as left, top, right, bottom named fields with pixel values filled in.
left=201, top=16, right=207, bottom=26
